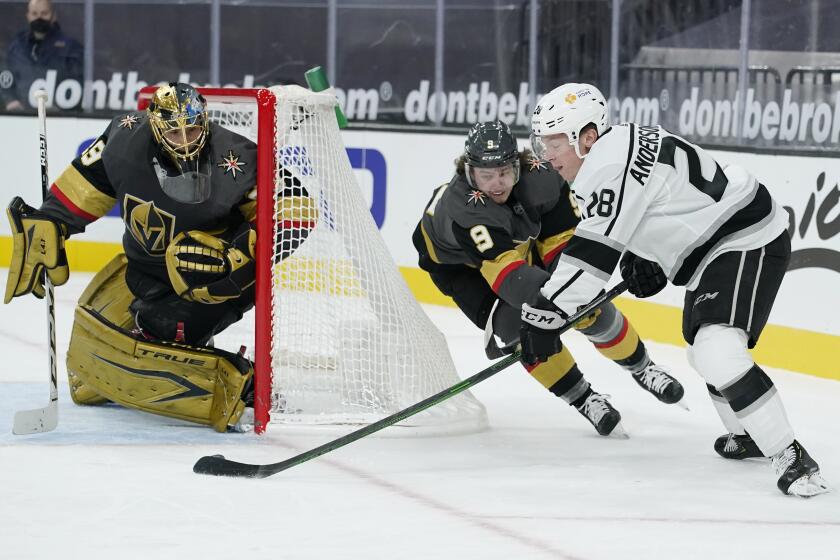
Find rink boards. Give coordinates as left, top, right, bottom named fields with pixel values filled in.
left=0, top=114, right=837, bottom=380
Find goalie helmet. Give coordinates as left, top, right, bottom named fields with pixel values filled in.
left=147, top=82, right=209, bottom=163
left=530, top=83, right=609, bottom=160
left=463, top=120, right=520, bottom=187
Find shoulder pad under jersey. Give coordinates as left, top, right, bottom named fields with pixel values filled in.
left=442, top=174, right=514, bottom=232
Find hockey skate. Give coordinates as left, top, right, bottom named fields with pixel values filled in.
left=631, top=364, right=687, bottom=408
left=577, top=393, right=626, bottom=437
left=714, top=432, right=763, bottom=460
left=771, top=440, right=831, bottom=497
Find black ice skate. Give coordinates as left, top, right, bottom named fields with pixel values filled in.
left=714, top=432, right=763, bottom=460
left=576, top=393, right=626, bottom=437
left=771, top=440, right=831, bottom=497
left=631, top=364, right=686, bottom=407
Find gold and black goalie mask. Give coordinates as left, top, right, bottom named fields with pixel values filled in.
left=148, top=82, right=212, bottom=204
left=148, top=82, right=209, bottom=163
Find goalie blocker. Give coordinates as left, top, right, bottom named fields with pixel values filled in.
left=66, top=255, right=254, bottom=432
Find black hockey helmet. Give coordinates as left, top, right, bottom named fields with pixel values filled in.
left=463, top=121, right=520, bottom=187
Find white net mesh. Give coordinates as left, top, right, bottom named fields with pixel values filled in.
left=205, top=86, right=487, bottom=435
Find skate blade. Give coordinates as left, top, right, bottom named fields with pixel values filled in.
left=674, top=399, right=690, bottom=411
left=609, top=422, right=630, bottom=439
left=788, top=473, right=831, bottom=498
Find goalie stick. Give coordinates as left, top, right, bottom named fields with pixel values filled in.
left=193, top=281, right=628, bottom=478
left=13, top=90, right=59, bottom=435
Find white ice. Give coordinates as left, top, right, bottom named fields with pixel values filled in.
left=1, top=271, right=838, bottom=560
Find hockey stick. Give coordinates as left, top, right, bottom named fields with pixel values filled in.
left=13, top=90, right=59, bottom=435
left=193, top=281, right=628, bottom=478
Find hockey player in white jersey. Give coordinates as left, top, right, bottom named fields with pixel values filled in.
left=520, top=82, right=829, bottom=497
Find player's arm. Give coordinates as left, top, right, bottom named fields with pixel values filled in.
left=238, top=166, right=318, bottom=261
left=535, top=179, right=581, bottom=273
left=41, top=127, right=118, bottom=234
left=541, top=164, right=650, bottom=316
left=451, top=221, right=549, bottom=309
left=5, top=123, right=118, bottom=302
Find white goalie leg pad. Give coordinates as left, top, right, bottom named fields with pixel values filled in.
left=689, top=324, right=794, bottom=456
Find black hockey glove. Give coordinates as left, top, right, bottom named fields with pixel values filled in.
left=619, top=252, right=667, bottom=298
left=520, top=293, right=565, bottom=365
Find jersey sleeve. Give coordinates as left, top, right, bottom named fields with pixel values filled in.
left=541, top=155, right=650, bottom=316
left=451, top=220, right=549, bottom=309
left=535, top=180, right=581, bottom=272
left=40, top=122, right=118, bottom=234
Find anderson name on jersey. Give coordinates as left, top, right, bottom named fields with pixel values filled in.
left=543, top=123, right=789, bottom=314
left=40, top=111, right=257, bottom=283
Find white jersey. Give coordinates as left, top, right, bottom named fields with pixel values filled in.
left=542, top=123, right=789, bottom=315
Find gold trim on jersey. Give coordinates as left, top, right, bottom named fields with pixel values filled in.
left=479, top=241, right=532, bottom=289
left=53, top=165, right=116, bottom=219
left=278, top=195, right=319, bottom=224
left=536, top=227, right=575, bottom=262
left=238, top=201, right=256, bottom=222
left=419, top=222, right=441, bottom=264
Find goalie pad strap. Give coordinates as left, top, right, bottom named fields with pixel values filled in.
left=67, top=305, right=252, bottom=432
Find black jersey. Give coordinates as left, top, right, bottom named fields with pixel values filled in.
left=416, top=159, right=579, bottom=307
left=42, top=111, right=257, bottom=283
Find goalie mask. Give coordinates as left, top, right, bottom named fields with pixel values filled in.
left=148, top=82, right=212, bottom=204
left=463, top=121, right=520, bottom=188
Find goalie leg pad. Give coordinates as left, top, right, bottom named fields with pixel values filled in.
left=68, top=253, right=135, bottom=405
left=67, top=305, right=253, bottom=432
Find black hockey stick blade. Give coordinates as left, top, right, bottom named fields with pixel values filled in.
left=193, top=454, right=267, bottom=478
left=194, top=282, right=627, bottom=478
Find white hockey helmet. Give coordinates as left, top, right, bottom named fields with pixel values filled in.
left=530, top=83, right=609, bottom=160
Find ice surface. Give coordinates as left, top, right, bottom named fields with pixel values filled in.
left=1, top=272, right=838, bottom=559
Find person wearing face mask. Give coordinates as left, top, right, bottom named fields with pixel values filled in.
left=2, top=0, right=83, bottom=111
left=412, top=120, right=685, bottom=437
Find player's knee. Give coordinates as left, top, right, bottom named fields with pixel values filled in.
left=688, top=324, right=753, bottom=387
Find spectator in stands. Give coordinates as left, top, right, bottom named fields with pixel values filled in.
left=2, top=0, right=82, bottom=111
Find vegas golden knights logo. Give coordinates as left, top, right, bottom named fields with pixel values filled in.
left=123, top=194, right=176, bottom=256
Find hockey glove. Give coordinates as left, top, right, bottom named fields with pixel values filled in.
left=166, top=223, right=256, bottom=304
left=619, top=251, right=667, bottom=298
left=520, top=293, right=565, bottom=365
left=4, top=196, right=69, bottom=303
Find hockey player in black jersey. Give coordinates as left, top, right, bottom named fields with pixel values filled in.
left=4, top=83, right=312, bottom=432
left=522, top=82, right=829, bottom=496
left=413, top=120, right=685, bottom=437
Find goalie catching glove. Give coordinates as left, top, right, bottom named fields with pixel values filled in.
left=4, top=196, right=69, bottom=303
left=520, top=292, right=566, bottom=365
left=166, top=223, right=256, bottom=304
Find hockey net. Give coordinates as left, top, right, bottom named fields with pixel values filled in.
left=137, top=85, right=487, bottom=435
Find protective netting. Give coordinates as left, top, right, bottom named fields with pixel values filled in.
left=206, top=86, right=488, bottom=435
